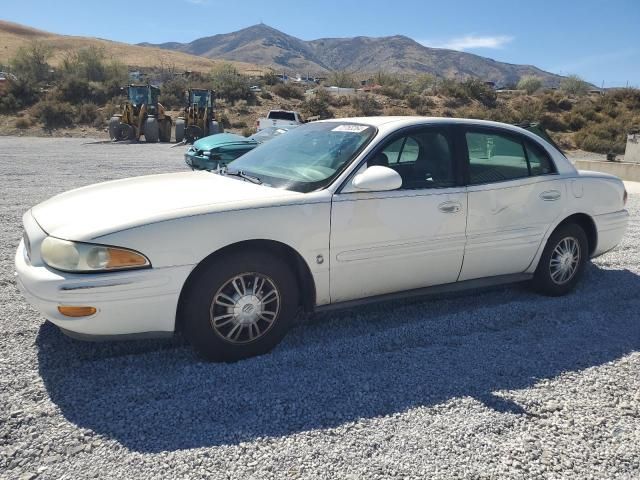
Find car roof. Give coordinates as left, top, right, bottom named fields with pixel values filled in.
left=319, top=116, right=531, bottom=131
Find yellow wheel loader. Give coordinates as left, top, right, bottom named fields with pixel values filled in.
left=109, top=85, right=172, bottom=142
left=175, top=88, right=221, bottom=143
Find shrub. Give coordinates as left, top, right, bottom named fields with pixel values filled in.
left=262, top=71, right=281, bottom=86
left=517, top=76, right=543, bottom=94
left=411, top=74, right=436, bottom=94
left=35, top=100, right=75, bottom=129
left=159, top=78, right=187, bottom=109
left=574, top=119, right=627, bottom=153
left=271, top=82, right=305, bottom=100
left=231, top=120, right=247, bottom=129
left=217, top=112, right=231, bottom=129
left=56, top=78, right=108, bottom=105
left=539, top=113, right=568, bottom=132
left=77, top=103, right=100, bottom=125
left=242, top=127, right=255, bottom=137
left=560, top=75, right=589, bottom=96
left=302, top=90, right=333, bottom=119
left=210, top=64, right=254, bottom=104
left=15, top=117, right=31, bottom=129
left=326, top=70, right=358, bottom=88
left=10, top=41, right=52, bottom=84
left=260, top=91, right=273, bottom=100
left=564, top=112, right=586, bottom=130
left=459, top=78, right=497, bottom=108
left=378, top=84, right=409, bottom=99
left=351, top=94, right=381, bottom=116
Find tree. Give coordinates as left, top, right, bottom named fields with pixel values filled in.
left=517, top=75, right=543, bottom=94
left=560, top=75, right=589, bottom=96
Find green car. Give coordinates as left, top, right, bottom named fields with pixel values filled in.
left=184, top=126, right=296, bottom=171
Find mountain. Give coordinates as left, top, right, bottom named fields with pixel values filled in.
left=0, top=20, right=263, bottom=73
left=141, top=24, right=562, bottom=86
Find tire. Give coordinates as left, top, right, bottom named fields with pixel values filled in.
left=208, top=120, right=220, bottom=135
left=159, top=118, right=172, bottom=142
left=531, top=223, right=588, bottom=296
left=108, top=116, right=120, bottom=140
left=175, top=119, right=185, bottom=143
left=180, top=250, right=299, bottom=362
left=144, top=117, right=159, bottom=143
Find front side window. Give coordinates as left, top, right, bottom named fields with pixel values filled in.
left=370, top=129, right=456, bottom=189
left=466, top=131, right=529, bottom=184
left=227, top=122, right=375, bottom=192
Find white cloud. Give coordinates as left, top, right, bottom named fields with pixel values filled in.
left=423, top=35, right=514, bottom=51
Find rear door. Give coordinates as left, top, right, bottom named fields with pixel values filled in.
left=459, top=126, right=566, bottom=281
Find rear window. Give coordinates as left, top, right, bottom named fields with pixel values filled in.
left=268, top=111, right=296, bottom=121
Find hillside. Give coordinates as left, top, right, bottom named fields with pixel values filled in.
left=0, top=20, right=264, bottom=74
left=141, top=24, right=563, bottom=86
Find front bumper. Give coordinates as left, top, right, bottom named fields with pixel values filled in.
left=184, top=152, right=219, bottom=171
left=15, top=240, right=193, bottom=339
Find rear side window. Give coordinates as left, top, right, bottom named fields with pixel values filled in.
left=466, top=131, right=556, bottom=185
left=526, top=141, right=555, bottom=175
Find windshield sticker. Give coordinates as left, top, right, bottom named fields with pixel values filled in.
left=332, top=124, right=369, bottom=133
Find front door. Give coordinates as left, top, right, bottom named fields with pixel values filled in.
left=329, top=126, right=467, bottom=303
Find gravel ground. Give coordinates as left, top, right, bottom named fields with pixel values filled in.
left=1, top=136, right=639, bottom=480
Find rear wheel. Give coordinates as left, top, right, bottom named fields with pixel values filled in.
left=144, top=117, right=159, bottom=142
left=180, top=250, right=299, bottom=362
left=532, top=223, right=588, bottom=296
left=175, top=118, right=185, bottom=143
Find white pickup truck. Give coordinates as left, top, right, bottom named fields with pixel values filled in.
left=256, top=110, right=303, bottom=131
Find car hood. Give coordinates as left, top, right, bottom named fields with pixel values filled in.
left=31, top=171, right=302, bottom=240
left=192, top=133, right=255, bottom=151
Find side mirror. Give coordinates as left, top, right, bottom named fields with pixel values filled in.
left=352, top=166, right=402, bottom=192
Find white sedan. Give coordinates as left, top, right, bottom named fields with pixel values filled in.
left=15, top=117, right=629, bottom=361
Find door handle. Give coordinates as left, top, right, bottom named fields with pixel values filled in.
left=438, top=201, right=461, bottom=213
left=540, top=190, right=561, bottom=201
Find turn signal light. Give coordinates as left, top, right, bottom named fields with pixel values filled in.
left=58, top=306, right=97, bottom=317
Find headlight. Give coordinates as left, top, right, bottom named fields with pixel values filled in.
left=40, top=237, right=150, bottom=273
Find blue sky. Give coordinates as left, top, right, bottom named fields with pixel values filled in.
left=3, top=0, right=639, bottom=86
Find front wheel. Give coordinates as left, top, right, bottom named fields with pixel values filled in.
left=532, top=223, right=588, bottom=296
left=144, top=117, right=159, bottom=142
left=175, top=118, right=185, bottom=143
left=180, top=250, right=299, bottom=362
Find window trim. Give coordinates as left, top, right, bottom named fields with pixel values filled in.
left=459, top=125, right=558, bottom=187
left=336, top=124, right=464, bottom=193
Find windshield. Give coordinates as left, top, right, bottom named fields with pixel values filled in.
left=190, top=90, right=210, bottom=108
left=129, top=86, right=149, bottom=106
left=268, top=111, right=296, bottom=121
left=228, top=122, right=376, bottom=192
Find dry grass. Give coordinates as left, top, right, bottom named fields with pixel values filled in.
left=0, top=20, right=265, bottom=74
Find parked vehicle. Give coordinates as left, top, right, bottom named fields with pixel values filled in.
left=175, top=88, right=221, bottom=144
left=185, top=126, right=296, bottom=171
left=16, top=117, right=629, bottom=362
left=256, top=110, right=303, bottom=131
left=109, top=85, right=172, bottom=142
